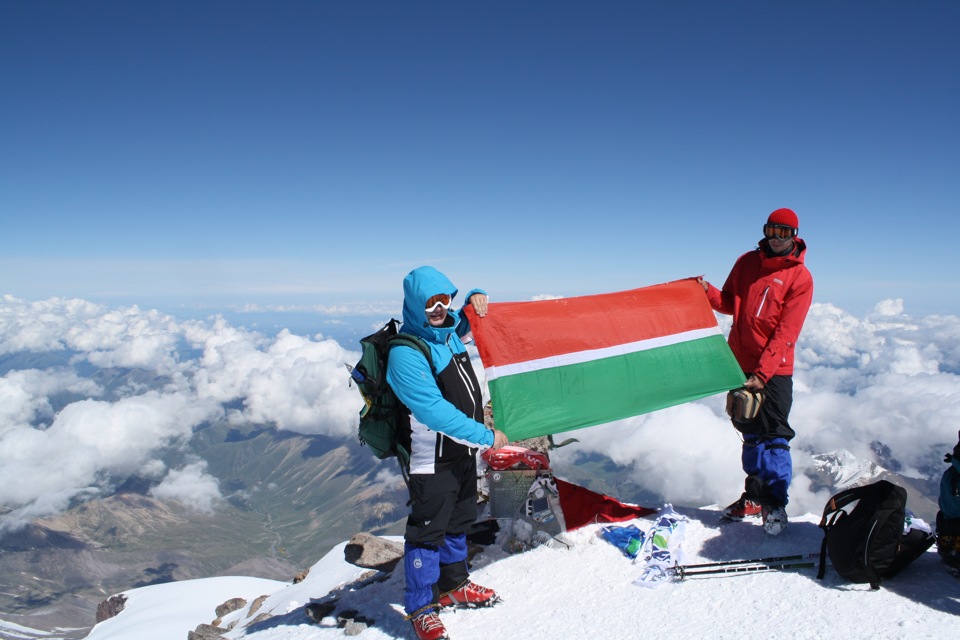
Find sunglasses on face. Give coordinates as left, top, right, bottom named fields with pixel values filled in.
left=425, top=293, right=453, bottom=313
left=763, top=224, right=797, bottom=240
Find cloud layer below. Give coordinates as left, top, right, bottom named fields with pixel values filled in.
left=1, top=294, right=958, bottom=529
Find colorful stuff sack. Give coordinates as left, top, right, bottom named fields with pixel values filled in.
left=600, top=524, right=645, bottom=559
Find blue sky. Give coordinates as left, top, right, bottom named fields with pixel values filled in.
left=2, top=1, right=959, bottom=317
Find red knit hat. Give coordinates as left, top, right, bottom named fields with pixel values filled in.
left=767, top=207, right=799, bottom=229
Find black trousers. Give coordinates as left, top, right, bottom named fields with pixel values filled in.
left=756, top=375, right=795, bottom=441
left=405, top=453, right=478, bottom=547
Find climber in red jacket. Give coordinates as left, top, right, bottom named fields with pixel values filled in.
left=700, top=207, right=814, bottom=536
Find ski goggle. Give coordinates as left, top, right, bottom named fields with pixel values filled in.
left=425, top=293, right=453, bottom=313
left=763, top=224, right=797, bottom=240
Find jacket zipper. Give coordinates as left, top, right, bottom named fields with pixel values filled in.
left=756, top=286, right=770, bottom=317
left=452, top=353, right=479, bottom=422
left=439, top=336, right=480, bottom=456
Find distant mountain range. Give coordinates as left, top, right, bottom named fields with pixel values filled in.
left=0, top=421, right=408, bottom=639
left=808, top=450, right=940, bottom=523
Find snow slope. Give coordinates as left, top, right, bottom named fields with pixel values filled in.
left=83, top=506, right=959, bottom=640
left=85, top=576, right=284, bottom=640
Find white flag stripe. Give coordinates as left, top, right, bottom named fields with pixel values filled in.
left=483, top=326, right=722, bottom=381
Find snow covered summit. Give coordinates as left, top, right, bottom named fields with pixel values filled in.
left=85, top=505, right=957, bottom=640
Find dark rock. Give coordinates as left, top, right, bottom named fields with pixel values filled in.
left=305, top=600, right=337, bottom=623
left=513, top=436, right=552, bottom=456
left=343, top=532, right=403, bottom=572
left=214, top=597, right=246, bottom=618
left=248, top=594, right=269, bottom=616
left=95, top=594, right=127, bottom=623
left=187, top=623, right=228, bottom=640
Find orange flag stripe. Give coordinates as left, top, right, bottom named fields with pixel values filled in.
left=467, top=278, right=717, bottom=368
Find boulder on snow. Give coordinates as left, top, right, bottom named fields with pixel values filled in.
left=187, top=623, right=228, bottom=640
left=343, top=532, right=403, bottom=572
left=214, top=597, right=246, bottom=618
left=248, top=594, right=270, bottom=617
left=95, top=594, right=127, bottom=623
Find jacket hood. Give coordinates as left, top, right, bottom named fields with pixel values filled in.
left=401, top=266, right=460, bottom=341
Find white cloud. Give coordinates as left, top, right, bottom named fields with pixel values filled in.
left=371, top=467, right=406, bottom=493
left=550, top=403, right=746, bottom=509
left=0, top=391, right=221, bottom=517
left=0, top=298, right=369, bottom=527
left=64, top=305, right=183, bottom=371
left=0, top=296, right=185, bottom=373
left=185, top=321, right=360, bottom=436
left=149, top=460, right=222, bottom=514
left=0, top=368, right=102, bottom=434
left=0, top=295, right=102, bottom=353
left=0, top=487, right=101, bottom=533
left=531, top=293, right=564, bottom=301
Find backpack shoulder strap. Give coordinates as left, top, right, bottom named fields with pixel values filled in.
left=389, top=333, right=435, bottom=375
left=817, top=529, right=829, bottom=580
left=817, top=487, right=863, bottom=581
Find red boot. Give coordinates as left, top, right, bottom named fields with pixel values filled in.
left=410, top=611, right=448, bottom=640
left=437, top=580, right=500, bottom=609
left=722, top=496, right=762, bottom=521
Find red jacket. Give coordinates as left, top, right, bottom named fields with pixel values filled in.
left=706, top=238, right=813, bottom=382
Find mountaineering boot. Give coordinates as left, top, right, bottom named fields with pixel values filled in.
left=722, top=496, right=762, bottom=521
left=762, top=505, right=788, bottom=536
left=437, top=580, right=501, bottom=609
left=410, top=611, right=449, bottom=640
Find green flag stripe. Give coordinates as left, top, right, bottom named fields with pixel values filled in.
left=484, top=326, right=721, bottom=381
left=489, top=335, right=744, bottom=441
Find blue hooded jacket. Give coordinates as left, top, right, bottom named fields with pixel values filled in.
left=386, top=266, right=494, bottom=474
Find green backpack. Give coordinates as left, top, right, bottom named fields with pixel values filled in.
left=347, top=319, right=433, bottom=468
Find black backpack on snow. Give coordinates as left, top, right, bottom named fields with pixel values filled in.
left=817, top=479, right=934, bottom=589
left=347, top=319, right=433, bottom=469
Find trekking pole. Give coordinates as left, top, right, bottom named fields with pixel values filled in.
left=678, top=552, right=819, bottom=571
left=676, top=560, right=816, bottom=580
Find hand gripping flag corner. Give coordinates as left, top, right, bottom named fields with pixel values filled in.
left=466, top=278, right=745, bottom=441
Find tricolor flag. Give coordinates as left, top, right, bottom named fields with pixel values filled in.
left=466, top=278, right=745, bottom=441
